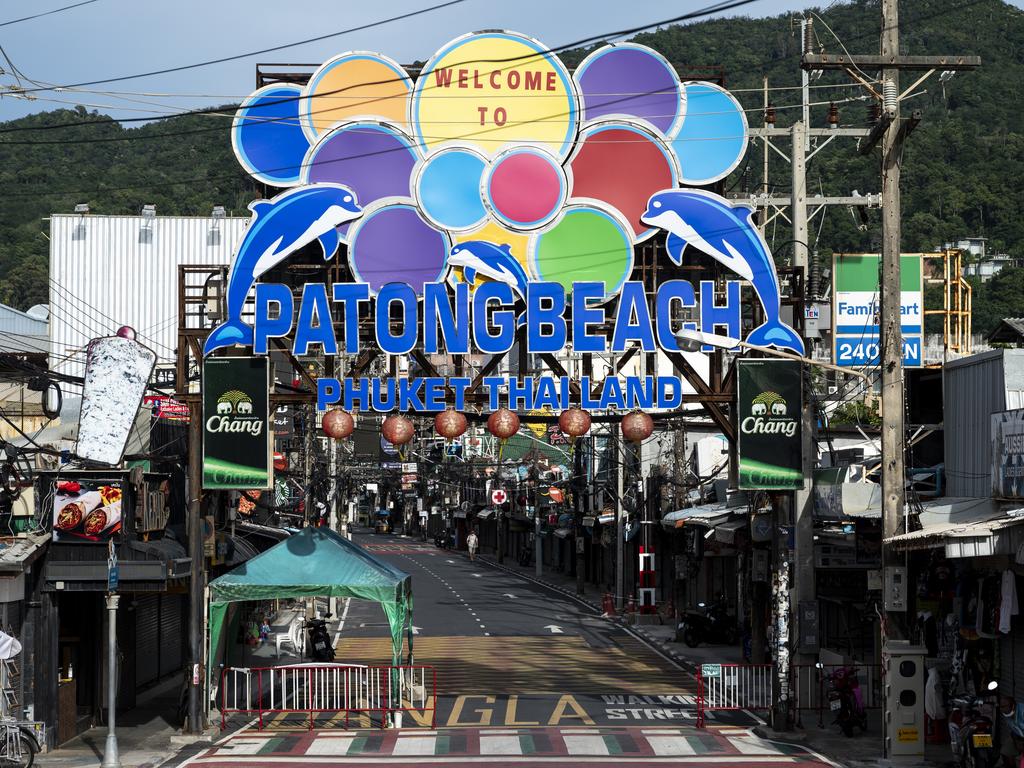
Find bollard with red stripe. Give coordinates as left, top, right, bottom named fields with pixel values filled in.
left=638, top=545, right=656, bottom=614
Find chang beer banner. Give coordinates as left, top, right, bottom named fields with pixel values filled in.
left=992, top=409, right=1024, bottom=499
left=833, top=253, right=923, bottom=368
left=203, top=357, right=272, bottom=489
left=737, top=360, right=803, bottom=490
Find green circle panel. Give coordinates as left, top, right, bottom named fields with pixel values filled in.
left=531, top=205, right=634, bottom=298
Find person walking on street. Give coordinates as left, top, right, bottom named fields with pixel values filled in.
left=467, top=529, right=479, bottom=562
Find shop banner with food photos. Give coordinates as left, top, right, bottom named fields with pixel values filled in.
left=53, top=479, right=123, bottom=542
left=203, top=357, right=272, bottom=489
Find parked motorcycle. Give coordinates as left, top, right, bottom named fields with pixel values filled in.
left=675, top=599, right=739, bottom=647
left=305, top=614, right=335, bottom=662
left=949, top=682, right=999, bottom=768
left=819, top=663, right=868, bottom=737
left=434, top=530, right=449, bottom=550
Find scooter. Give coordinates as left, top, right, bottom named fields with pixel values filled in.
left=305, top=614, right=335, bottom=662
left=949, top=681, right=999, bottom=768
left=819, top=664, right=868, bottom=737
left=434, top=530, right=449, bottom=550
left=676, top=599, right=739, bottom=647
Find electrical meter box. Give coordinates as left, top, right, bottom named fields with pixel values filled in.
left=884, top=566, right=908, bottom=611
left=884, top=641, right=927, bottom=757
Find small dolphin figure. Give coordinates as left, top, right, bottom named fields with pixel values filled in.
left=448, top=241, right=530, bottom=299
left=641, top=188, right=805, bottom=355
left=204, top=183, right=362, bottom=355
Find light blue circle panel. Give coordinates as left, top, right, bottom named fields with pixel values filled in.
left=672, top=82, right=748, bottom=186
left=231, top=84, right=310, bottom=187
left=415, top=148, right=489, bottom=231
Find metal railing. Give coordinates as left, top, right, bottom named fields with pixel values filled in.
left=220, top=663, right=436, bottom=730
left=790, top=663, right=884, bottom=725
left=696, top=663, right=773, bottom=728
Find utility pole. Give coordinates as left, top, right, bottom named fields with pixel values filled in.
left=790, top=118, right=816, bottom=678
left=614, top=423, right=624, bottom=611
left=801, top=0, right=979, bottom=644
left=186, top=405, right=203, bottom=734
left=879, top=0, right=906, bottom=641
left=101, top=593, right=120, bottom=768
left=575, top=439, right=585, bottom=595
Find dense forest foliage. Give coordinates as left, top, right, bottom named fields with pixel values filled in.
left=1, top=0, right=1021, bottom=331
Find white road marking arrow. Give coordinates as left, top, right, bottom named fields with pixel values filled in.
left=411, top=626, right=421, bottom=635
left=503, top=594, right=517, bottom=599
left=446, top=560, right=456, bottom=564
left=472, top=573, right=482, bottom=578
left=544, top=625, right=564, bottom=634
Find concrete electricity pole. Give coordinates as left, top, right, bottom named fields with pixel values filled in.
left=801, top=2, right=979, bottom=640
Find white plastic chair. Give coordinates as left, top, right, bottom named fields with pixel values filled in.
left=275, top=620, right=302, bottom=658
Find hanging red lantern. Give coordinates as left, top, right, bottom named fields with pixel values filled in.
left=434, top=409, right=468, bottom=440
left=322, top=408, right=354, bottom=440
left=621, top=410, right=654, bottom=444
left=487, top=407, right=520, bottom=440
left=381, top=414, right=415, bottom=446
left=558, top=407, right=592, bottom=438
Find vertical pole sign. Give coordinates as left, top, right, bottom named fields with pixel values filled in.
left=833, top=253, right=923, bottom=367
left=737, top=359, right=804, bottom=490
left=202, top=357, right=272, bottom=489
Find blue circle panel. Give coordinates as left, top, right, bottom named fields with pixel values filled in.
left=416, top=149, right=488, bottom=231
left=672, top=82, right=748, bottom=186
left=232, top=84, right=310, bottom=187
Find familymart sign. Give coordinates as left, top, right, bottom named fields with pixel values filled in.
left=832, top=253, right=923, bottom=368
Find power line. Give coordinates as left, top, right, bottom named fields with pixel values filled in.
left=0, top=0, right=759, bottom=131
left=0, top=0, right=98, bottom=28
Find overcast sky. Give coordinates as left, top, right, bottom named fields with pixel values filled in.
left=0, top=0, right=1011, bottom=123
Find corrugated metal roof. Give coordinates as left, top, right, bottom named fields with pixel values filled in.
left=48, top=214, right=248, bottom=377
left=944, top=350, right=1024, bottom=496
left=0, top=302, right=49, bottom=354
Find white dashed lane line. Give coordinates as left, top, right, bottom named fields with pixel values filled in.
left=397, top=551, right=487, bottom=637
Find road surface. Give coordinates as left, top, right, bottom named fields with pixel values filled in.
left=175, top=533, right=840, bottom=767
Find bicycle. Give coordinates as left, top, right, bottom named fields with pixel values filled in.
left=0, top=718, right=41, bottom=767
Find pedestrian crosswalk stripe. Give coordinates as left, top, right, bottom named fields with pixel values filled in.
left=392, top=735, right=436, bottom=756
left=480, top=734, right=522, bottom=755
left=648, top=735, right=698, bottom=756
left=564, top=735, right=609, bottom=755
left=729, top=735, right=782, bottom=754
left=305, top=737, right=355, bottom=755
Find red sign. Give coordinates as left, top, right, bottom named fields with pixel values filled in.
left=491, top=489, right=508, bottom=505
left=144, top=395, right=190, bottom=422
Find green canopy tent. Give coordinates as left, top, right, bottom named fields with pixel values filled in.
left=208, top=527, right=414, bottom=673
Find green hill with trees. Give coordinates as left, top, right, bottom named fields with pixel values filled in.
left=0, top=0, right=1020, bottom=332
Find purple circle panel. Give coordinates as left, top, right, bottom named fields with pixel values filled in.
left=576, top=47, right=681, bottom=136
left=348, top=204, right=449, bottom=296
left=306, top=124, right=418, bottom=237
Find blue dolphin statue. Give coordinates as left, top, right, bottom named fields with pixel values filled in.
left=448, top=241, right=530, bottom=299
left=641, top=189, right=805, bottom=355
left=204, top=183, right=362, bottom=355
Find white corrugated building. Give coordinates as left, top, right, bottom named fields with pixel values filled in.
left=48, top=211, right=248, bottom=377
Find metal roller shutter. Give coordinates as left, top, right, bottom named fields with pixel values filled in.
left=999, top=573, right=1024, bottom=696
left=134, top=596, right=160, bottom=688
left=159, top=595, right=185, bottom=679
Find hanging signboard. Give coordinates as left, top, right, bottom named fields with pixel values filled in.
left=202, top=357, right=272, bottom=489
left=992, top=409, right=1024, bottom=499
left=737, top=360, right=803, bottom=490
left=833, top=253, right=923, bottom=368
left=53, top=478, right=124, bottom=543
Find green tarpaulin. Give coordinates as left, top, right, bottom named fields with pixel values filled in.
left=208, top=527, right=413, bottom=671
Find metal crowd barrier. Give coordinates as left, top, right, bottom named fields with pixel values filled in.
left=220, top=663, right=436, bottom=730
left=790, top=663, right=884, bottom=725
left=695, top=663, right=773, bottom=728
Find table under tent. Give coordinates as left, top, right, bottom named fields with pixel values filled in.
left=207, top=527, right=419, bottom=729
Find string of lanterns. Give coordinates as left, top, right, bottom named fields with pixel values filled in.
left=321, top=407, right=655, bottom=443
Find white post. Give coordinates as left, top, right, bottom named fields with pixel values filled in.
left=101, top=594, right=121, bottom=768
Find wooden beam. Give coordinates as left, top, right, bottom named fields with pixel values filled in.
left=664, top=350, right=735, bottom=441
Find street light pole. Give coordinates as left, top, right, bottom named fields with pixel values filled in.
left=101, top=593, right=120, bottom=768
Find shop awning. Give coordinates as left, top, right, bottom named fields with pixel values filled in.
left=715, top=517, right=748, bottom=544
left=884, top=497, right=1012, bottom=555
left=554, top=527, right=572, bottom=538
left=662, top=502, right=732, bottom=529
left=475, top=508, right=494, bottom=520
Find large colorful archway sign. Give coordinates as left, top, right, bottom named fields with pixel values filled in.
left=209, top=30, right=803, bottom=369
